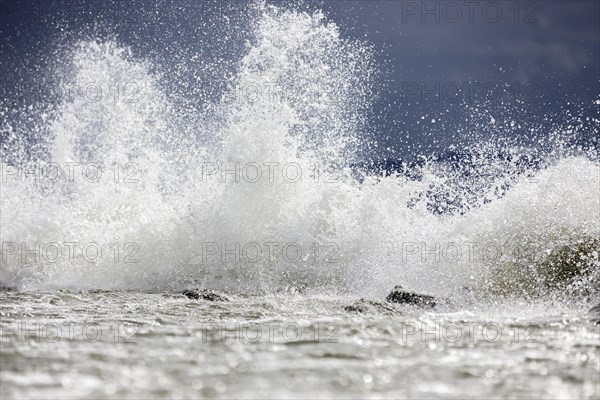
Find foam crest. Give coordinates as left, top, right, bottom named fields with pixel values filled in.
left=0, top=3, right=598, bottom=303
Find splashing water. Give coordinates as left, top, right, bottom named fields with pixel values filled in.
left=0, top=3, right=598, bottom=306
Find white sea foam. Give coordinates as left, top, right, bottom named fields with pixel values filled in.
left=0, top=3, right=598, bottom=301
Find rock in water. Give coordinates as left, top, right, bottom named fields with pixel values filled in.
left=385, top=285, right=438, bottom=308
left=589, top=303, right=600, bottom=324
left=182, top=289, right=229, bottom=302
left=344, top=299, right=395, bottom=314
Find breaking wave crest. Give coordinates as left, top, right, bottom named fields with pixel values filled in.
left=1, top=3, right=598, bottom=303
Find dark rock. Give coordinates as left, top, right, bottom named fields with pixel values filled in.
left=385, top=285, right=438, bottom=308
left=489, top=237, right=599, bottom=297
left=344, top=298, right=395, bottom=314
left=589, top=303, right=600, bottom=325
left=183, top=289, right=229, bottom=302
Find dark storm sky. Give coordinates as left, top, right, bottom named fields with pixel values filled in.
left=1, top=0, right=599, bottom=158
left=332, top=0, right=599, bottom=154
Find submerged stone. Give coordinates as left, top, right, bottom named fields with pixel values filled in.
left=182, top=289, right=229, bottom=302
left=385, top=285, right=438, bottom=308
left=344, top=298, right=395, bottom=314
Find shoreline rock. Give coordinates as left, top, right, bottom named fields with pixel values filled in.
left=182, top=289, right=229, bottom=302
left=385, top=285, right=440, bottom=308
left=344, top=298, right=395, bottom=314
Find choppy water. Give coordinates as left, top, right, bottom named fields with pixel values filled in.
left=1, top=1, right=599, bottom=398
left=1, top=290, right=599, bottom=399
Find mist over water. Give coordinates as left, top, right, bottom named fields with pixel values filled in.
left=1, top=2, right=598, bottom=305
